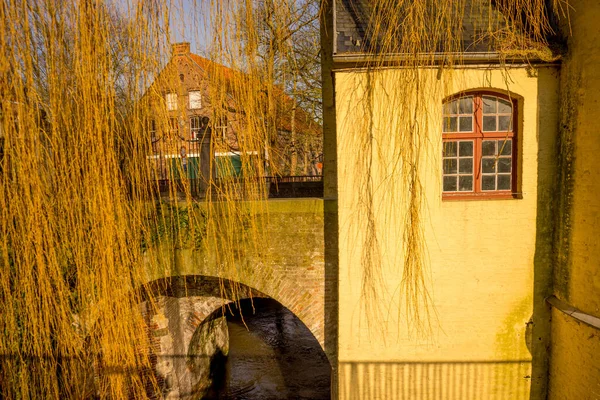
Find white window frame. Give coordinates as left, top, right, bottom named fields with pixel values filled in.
left=166, top=93, right=177, bottom=111
left=188, top=91, right=202, bottom=110
left=190, top=116, right=202, bottom=140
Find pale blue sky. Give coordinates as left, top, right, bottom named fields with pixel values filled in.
left=112, top=0, right=212, bottom=55
left=168, top=0, right=210, bottom=55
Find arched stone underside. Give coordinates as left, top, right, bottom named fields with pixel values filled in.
left=215, top=298, right=332, bottom=399
left=139, top=275, right=269, bottom=303
left=140, top=268, right=326, bottom=352
left=137, top=276, right=266, bottom=399
left=137, top=275, right=326, bottom=399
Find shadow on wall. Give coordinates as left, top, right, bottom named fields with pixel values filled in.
left=338, top=360, right=531, bottom=400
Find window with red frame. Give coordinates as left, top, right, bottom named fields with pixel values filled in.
left=442, top=93, right=517, bottom=198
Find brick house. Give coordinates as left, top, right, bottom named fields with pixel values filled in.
left=142, top=42, right=321, bottom=195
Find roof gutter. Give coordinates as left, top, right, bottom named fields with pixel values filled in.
left=332, top=51, right=561, bottom=69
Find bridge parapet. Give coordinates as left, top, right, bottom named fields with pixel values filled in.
left=154, top=176, right=324, bottom=199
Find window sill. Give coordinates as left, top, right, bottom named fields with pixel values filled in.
left=442, top=192, right=522, bottom=201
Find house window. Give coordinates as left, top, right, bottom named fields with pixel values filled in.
left=215, top=115, right=228, bottom=140
left=149, top=119, right=158, bottom=153
left=189, top=91, right=202, bottom=109
left=148, top=119, right=157, bottom=140
left=442, top=93, right=517, bottom=199
left=166, top=93, right=177, bottom=111
left=190, top=116, right=204, bottom=140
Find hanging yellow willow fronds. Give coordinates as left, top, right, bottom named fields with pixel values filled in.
left=0, top=0, right=566, bottom=397
left=331, top=0, right=567, bottom=336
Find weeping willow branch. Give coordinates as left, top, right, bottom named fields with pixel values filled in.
left=336, top=0, right=567, bottom=338
left=0, top=0, right=567, bottom=397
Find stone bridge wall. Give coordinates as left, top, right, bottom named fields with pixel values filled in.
left=143, top=198, right=325, bottom=346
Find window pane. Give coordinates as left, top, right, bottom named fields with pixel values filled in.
left=458, top=117, right=472, bottom=132
left=443, top=159, right=457, bottom=174
left=443, top=117, right=457, bottom=132
left=458, top=176, right=473, bottom=191
left=482, top=140, right=496, bottom=156
left=498, top=158, right=512, bottom=173
left=444, top=176, right=457, bottom=191
left=498, top=115, right=512, bottom=131
left=190, top=117, right=200, bottom=140
left=459, top=141, right=473, bottom=156
left=443, top=141, right=457, bottom=157
left=482, top=158, right=496, bottom=173
left=443, top=99, right=458, bottom=115
left=499, top=140, right=512, bottom=155
left=482, top=175, right=496, bottom=191
left=483, top=96, right=496, bottom=114
left=189, top=91, right=201, bottom=109
left=459, top=158, right=473, bottom=174
left=498, top=98, right=512, bottom=113
left=497, top=175, right=511, bottom=190
left=459, top=97, right=473, bottom=113
left=443, top=102, right=451, bottom=114
left=483, top=116, right=497, bottom=131
left=166, top=93, right=177, bottom=111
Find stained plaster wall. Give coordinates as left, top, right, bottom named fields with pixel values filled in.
left=548, top=0, right=600, bottom=397
left=333, top=66, right=559, bottom=399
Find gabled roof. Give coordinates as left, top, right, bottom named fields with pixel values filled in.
left=188, top=53, right=239, bottom=83
left=186, top=51, right=321, bottom=137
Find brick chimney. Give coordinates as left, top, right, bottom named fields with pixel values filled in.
left=172, top=42, right=190, bottom=56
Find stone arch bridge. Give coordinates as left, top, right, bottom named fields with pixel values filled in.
left=137, top=198, right=328, bottom=398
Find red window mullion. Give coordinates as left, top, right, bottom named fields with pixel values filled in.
left=511, top=99, right=518, bottom=193
left=474, top=137, right=481, bottom=193
left=473, top=96, right=483, bottom=194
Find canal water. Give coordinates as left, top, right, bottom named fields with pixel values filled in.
left=205, top=298, right=330, bottom=399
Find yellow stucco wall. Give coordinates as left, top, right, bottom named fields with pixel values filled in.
left=334, top=66, right=559, bottom=399
left=548, top=309, right=600, bottom=399
left=549, top=0, right=600, bottom=398
left=560, top=0, right=600, bottom=316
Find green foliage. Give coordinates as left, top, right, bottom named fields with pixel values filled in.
left=142, top=201, right=208, bottom=251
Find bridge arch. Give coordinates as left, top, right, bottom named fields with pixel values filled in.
left=202, top=297, right=331, bottom=399
left=138, top=275, right=329, bottom=398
